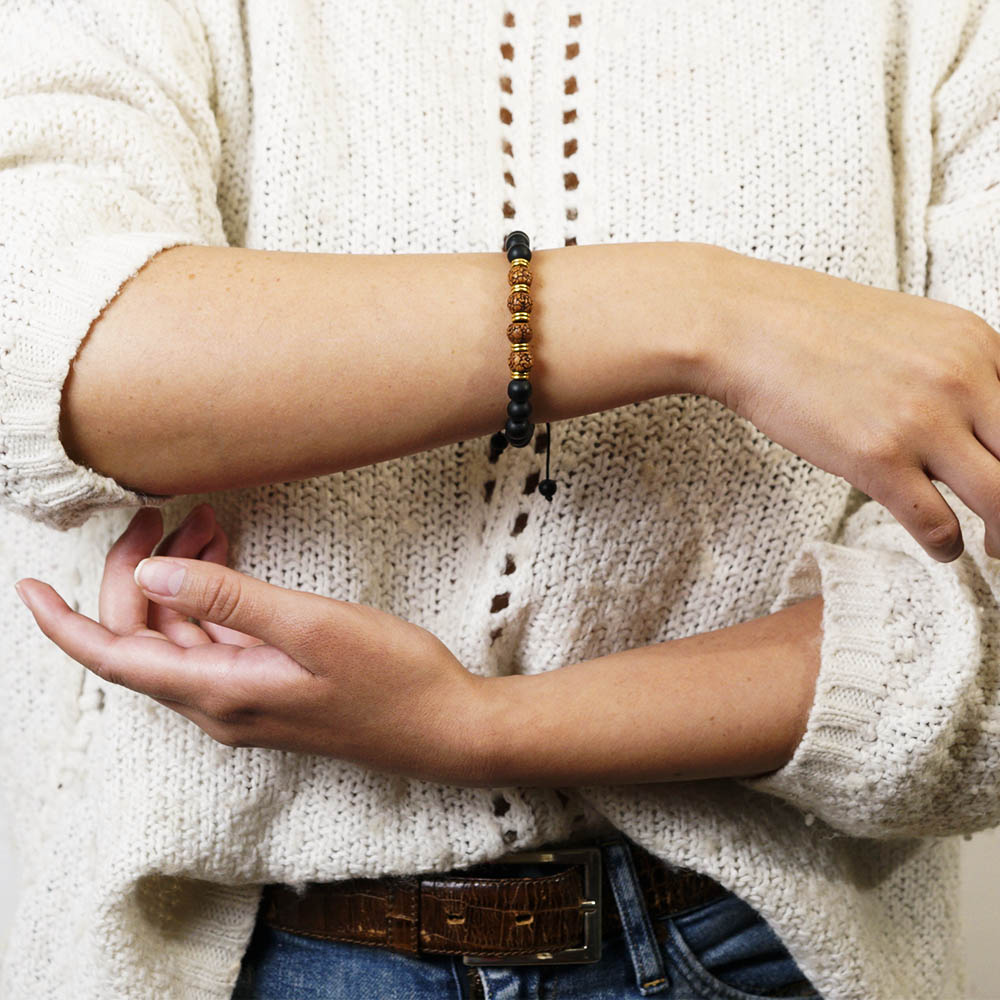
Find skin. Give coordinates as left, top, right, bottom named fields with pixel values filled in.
left=55, top=241, right=1000, bottom=563
left=705, top=252, right=1000, bottom=562
left=13, top=502, right=822, bottom=786
left=13, top=241, right=1000, bottom=781
left=56, top=242, right=712, bottom=496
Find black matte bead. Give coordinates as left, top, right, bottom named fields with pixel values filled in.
left=538, top=478, right=557, bottom=501
left=507, top=379, right=532, bottom=401
left=506, top=399, right=531, bottom=421
left=505, top=420, right=534, bottom=446
left=490, top=430, right=509, bottom=453
left=504, top=231, right=531, bottom=262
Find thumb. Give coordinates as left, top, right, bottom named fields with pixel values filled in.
left=133, top=556, right=323, bottom=649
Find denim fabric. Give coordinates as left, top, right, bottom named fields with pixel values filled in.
left=232, top=837, right=821, bottom=999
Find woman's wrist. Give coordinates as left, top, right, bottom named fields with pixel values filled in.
left=527, top=240, right=728, bottom=420
left=466, top=595, right=824, bottom=789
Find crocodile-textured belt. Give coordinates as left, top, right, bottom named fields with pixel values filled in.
left=259, top=836, right=730, bottom=967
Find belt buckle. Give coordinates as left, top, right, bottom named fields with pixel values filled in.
left=461, top=846, right=603, bottom=967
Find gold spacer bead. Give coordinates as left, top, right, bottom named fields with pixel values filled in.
left=509, top=372, right=530, bottom=379
left=509, top=258, right=529, bottom=267
left=509, top=283, right=530, bottom=293
left=510, top=343, right=531, bottom=351
left=511, top=312, right=531, bottom=322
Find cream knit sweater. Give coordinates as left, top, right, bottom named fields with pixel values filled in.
left=2, top=1, right=999, bottom=997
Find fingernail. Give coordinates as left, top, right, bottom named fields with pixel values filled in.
left=134, top=558, right=186, bottom=596
left=13, top=581, right=29, bottom=607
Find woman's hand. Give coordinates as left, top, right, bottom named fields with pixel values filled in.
left=13, top=504, right=490, bottom=786
left=701, top=250, right=1000, bottom=561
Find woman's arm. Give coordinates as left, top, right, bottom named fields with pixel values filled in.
left=58, top=236, right=1000, bottom=570
left=59, top=241, right=717, bottom=496
left=16, top=503, right=821, bottom=789
left=474, top=595, right=824, bottom=787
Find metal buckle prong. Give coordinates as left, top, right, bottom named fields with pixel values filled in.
left=462, top=847, right=603, bottom=966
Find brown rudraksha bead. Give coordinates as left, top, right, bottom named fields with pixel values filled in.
left=508, top=348, right=533, bottom=374
left=506, top=288, right=532, bottom=313
left=506, top=321, right=532, bottom=344
left=508, top=263, right=532, bottom=287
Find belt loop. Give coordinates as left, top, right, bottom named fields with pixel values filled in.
left=600, top=838, right=671, bottom=995
left=385, top=878, right=420, bottom=956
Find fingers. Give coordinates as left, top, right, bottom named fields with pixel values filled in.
left=99, top=506, right=165, bottom=636
left=101, top=504, right=264, bottom=649
left=17, top=577, right=229, bottom=707
left=148, top=503, right=219, bottom=645
left=924, top=432, right=1000, bottom=560
left=195, top=524, right=266, bottom=647
left=197, top=521, right=228, bottom=565
left=871, top=462, right=964, bottom=563
left=17, top=575, right=314, bottom=750
left=971, top=409, right=1000, bottom=557
left=133, top=555, right=331, bottom=656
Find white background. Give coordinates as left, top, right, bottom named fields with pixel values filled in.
left=1, top=794, right=998, bottom=997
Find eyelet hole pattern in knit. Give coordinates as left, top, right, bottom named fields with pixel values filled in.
left=487, top=10, right=578, bottom=649
left=564, top=15, right=581, bottom=243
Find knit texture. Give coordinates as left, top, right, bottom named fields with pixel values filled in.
left=1, top=0, right=999, bottom=997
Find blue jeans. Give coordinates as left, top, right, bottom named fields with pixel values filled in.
left=232, top=837, right=821, bottom=999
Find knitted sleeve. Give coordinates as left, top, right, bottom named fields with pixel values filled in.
left=736, top=2, right=1000, bottom=840
left=0, top=0, right=227, bottom=531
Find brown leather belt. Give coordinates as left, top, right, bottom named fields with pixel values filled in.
left=259, top=837, right=730, bottom=967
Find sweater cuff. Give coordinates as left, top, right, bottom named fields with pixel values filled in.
left=1, top=231, right=203, bottom=531
left=735, top=540, right=899, bottom=833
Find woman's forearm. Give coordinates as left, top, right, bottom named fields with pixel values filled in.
left=473, top=595, right=824, bottom=787
left=59, top=241, right=723, bottom=496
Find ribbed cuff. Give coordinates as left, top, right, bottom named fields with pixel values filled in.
left=1, top=231, right=208, bottom=531
left=736, top=540, right=899, bottom=834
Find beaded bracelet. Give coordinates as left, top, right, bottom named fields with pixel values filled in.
left=489, top=230, right=557, bottom=502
